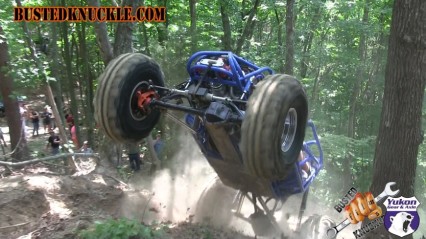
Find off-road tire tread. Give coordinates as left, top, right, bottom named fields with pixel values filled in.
left=241, top=74, right=308, bottom=179
left=94, top=53, right=164, bottom=143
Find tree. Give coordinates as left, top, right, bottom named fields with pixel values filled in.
left=0, top=24, right=29, bottom=161
left=220, top=0, right=232, bottom=51
left=235, top=0, right=261, bottom=55
left=284, top=0, right=294, bottom=75
left=189, top=0, right=197, bottom=53
left=366, top=0, right=426, bottom=238
left=87, top=0, right=112, bottom=65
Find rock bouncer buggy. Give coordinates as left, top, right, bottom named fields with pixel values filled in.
left=94, top=51, right=334, bottom=238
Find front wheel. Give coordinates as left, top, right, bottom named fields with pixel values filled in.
left=94, top=53, right=165, bottom=143
left=241, top=74, right=308, bottom=179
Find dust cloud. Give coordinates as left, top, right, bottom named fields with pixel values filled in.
left=119, top=131, right=218, bottom=224
left=119, top=131, right=359, bottom=238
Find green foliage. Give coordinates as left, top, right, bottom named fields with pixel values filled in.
left=78, top=218, right=165, bottom=239
left=309, top=131, right=375, bottom=205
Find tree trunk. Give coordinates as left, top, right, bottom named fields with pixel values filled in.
left=300, top=3, right=322, bottom=78
left=284, top=0, right=295, bottom=75
left=189, top=0, right=197, bottom=53
left=15, top=0, right=75, bottom=172
left=0, top=25, right=29, bottom=162
left=45, top=1, right=74, bottom=173
left=344, top=0, right=369, bottom=187
left=141, top=23, right=151, bottom=56
left=88, top=0, right=119, bottom=165
left=220, top=0, right=232, bottom=51
left=235, top=0, right=261, bottom=55
left=77, top=21, right=95, bottom=146
left=365, top=0, right=426, bottom=238
left=114, top=0, right=139, bottom=55
left=48, top=0, right=66, bottom=128
left=274, top=9, right=285, bottom=73
left=61, top=17, right=80, bottom=149
left=156, top=0, right=168, bottom=47
left=348, top=0, right=369, bottom=139
left=87, top=0, right=113, bottom=65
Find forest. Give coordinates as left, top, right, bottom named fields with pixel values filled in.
left=0, top=0, right=425, bottom=238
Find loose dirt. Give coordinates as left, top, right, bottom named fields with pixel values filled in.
left=0, top=120, right=359, bottom=239
left=0, top=121, right=255, bottom=239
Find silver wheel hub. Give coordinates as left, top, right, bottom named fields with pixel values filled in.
left=281, top=108, right=297, bottom=153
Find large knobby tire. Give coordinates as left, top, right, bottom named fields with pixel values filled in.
left=241, top=74, right=308, bottom=179
left=94, top=53, right=165, bottom=143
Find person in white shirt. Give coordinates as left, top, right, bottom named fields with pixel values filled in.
left=79, top=141, right=93, bottom=153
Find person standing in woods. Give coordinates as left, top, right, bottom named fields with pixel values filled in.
left=79, top=141, right=93, bottom=153
left=45, top=129, right=61, bottom=155
left=42, top=107, right=51, bottom=134
left=30, top=110, right=39, bottom=136
left=153, top=133, right=164, bottom=161
left=128, top=143, right=141, bottom=171
left=47, top=106, right=56, bottom=129
left=70, top=123, right=79, bottom=149
left=65, top=113, right=74, bottom=133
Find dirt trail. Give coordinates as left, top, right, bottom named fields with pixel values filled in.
left=0, top=126, right=254, bottom=239
left=0, top=119, right=359, bottom=239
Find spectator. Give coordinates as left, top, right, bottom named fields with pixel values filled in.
left=0, top=128, right=7, bottom=147
left=153, top=133, right=164, bottom=160
left=128, top=143, right=141, bottom=171
left=79, top=141, right=93, bottom=153
left=46, top=129, right=61, bottom=155
left=42, top=108, right=52, bottom=134
left=70, top=123, right=79, bottom=149
left=66, top=113, right=74, bottom=133
left=19, top=103, right=27, bottom=126
left=47, top=106, right=56, bottom=129
left=30, top=110, right=40, bottom=136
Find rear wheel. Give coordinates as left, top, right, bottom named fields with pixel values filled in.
left=94, top=53, right=165, bottom=143
left=241, top=74, right=308, bottom=179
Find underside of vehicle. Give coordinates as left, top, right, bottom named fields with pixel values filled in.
left=94, top=51, right=333, bottom=238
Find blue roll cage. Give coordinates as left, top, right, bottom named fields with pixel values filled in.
left=184, top=51, right=324, bottom=197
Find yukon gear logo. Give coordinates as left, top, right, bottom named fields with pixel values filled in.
left=384, top=196, right=420, bottom=237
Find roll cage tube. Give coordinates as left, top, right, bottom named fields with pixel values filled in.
left=186, top=51, right=274, bottom=100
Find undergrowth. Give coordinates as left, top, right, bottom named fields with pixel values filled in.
left=78, top=218, right=166, bottom=239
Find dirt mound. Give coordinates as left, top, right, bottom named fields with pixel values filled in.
left=0, top=173, right=125, bottom=239
left=0, top=176, right=49, bottom=238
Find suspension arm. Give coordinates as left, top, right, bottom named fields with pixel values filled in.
left=150, top=99, right=205, bottom=116
left=151, top=85, right=247, bottom=104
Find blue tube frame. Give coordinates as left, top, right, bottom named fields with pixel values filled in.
left=271, top=120, right=324, bottom=197
left=186, top=51, right=274, bottom=99
left=184, top=51, right=324, bottom=198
